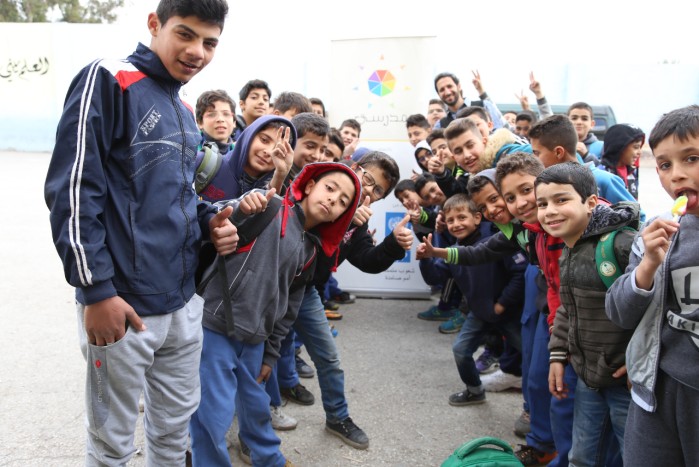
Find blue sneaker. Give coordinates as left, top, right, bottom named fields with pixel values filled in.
left=438, top=313, right=465, bottom=334
left=330, top=324, right=338, bottom=338
left=475, top=347, right=500, bottom=374
left=418, top=305, right=458, bottom=321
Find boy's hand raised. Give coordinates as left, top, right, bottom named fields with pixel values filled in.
left=240, top=189, right=276, bottom=215
left=271, top=126, right=293, bottom=176
left=427, top=150, right=445, bottom=175
left=635, top=217, right=679, bottom=290
left=405, top=199, right=421, bottom=224
left=392, top=214, right=413, bottom=250
left=416, top=233, right=436, bottom=259
left=352, top=196, right=372, bottom=226
left=84, top=295, right=146, bottom=346
left=210, top=205, right=238, bottom=255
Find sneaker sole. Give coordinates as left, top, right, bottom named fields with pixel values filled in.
left=417, top=314, right=453, bottom=321
left=324, top=426, right=369, bottom=450
left=477, top=363, right=500, bottom=375
left=325, top=314, right=343, bottom=320
left=298, top=371, right=315, bottom=379
left=272, top=422, right=298, bottom=431
left=438, top=326, right=462, bottom=334
left=448, top=398, right=486, bottom=407
left=280, top=393, right=315, bottom=406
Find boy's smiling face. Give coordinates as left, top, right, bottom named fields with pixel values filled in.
left=240, top=89, right=270, bottom=123
left=536, top=182, right=596, bottom=246
left=245, top=127, right=279, bottom=177
left=568, top=108, right=595, bottom=141
left=500, top=171, right=539, bottom=224
left=293, top=133, right=327, bottom=168
left=654, top=133, right=699, bottom=216
left=448, top=128, right=487, bottom=174
left=148, top=14, right=221, bottom=83
left=470, top=182, right=513, bottom=225
left=418, top=181, right=447, bottom=207
left=445, top=205, right=481, bottom=240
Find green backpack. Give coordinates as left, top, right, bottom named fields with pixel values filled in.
left=595, top=226, right=637, bottom=289
left=441, top=437, right=524, bottom=467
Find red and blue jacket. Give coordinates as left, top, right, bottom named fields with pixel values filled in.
left=44, top=43, right=217, bottom=316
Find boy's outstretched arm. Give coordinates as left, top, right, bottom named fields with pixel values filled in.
left=416, top=233, right=448, bottom=260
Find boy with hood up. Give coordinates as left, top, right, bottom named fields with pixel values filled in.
left=190, top=162, right=362, bottom=466
left=196, top=114, right=297, bottom=202
left=599, top=123, right=645, bottom=200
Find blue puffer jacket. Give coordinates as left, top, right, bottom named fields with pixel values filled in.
left=44, top=43, right=217, bottom=316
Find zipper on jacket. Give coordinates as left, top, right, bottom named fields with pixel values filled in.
left=171, top=85, right=192, bottom=294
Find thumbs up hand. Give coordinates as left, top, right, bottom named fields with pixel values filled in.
left=392, top=214, right=413, bottom=251
left=209, top=205, right=238, bottom=255
left=240, top=189, right=276, bottom=215
left=352, top=195, right=373, bottom=227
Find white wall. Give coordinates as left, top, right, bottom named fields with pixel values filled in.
left=2, top=0, right=699, bottom=152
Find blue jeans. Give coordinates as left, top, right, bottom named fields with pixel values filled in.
left=453, top=312, right=522, bottom=388
left=190, top=329, right=285, bottom=467
left=276, top=285, right=349, bottom=423
left=568, top=378, right=630, bottom=467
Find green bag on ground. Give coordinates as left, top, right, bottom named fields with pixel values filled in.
left=441, top=437, right=524, bottom=467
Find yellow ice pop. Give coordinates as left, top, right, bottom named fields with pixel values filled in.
left=672, top=195, right=688, bottom=221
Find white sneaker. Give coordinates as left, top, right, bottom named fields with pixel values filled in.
left=480, top=369, right=522, bottom=392
left=271, top=405, right=297, bottom=431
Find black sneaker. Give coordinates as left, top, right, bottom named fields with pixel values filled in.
left=448, top=389, right=486, bottom=406
left=325, top=417, right=369, bottom=449
left=333, top=292, right=356, bottom=304
left=295, top=355, right=315, bottom=379
left=280, top=383, right=315, bottom=405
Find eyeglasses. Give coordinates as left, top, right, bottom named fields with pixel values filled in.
left=357, top=165, right=385, bottom=199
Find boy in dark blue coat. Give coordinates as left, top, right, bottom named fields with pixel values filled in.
left=418, top=194, right=526, bottom=405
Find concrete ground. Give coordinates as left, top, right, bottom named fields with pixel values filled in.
left=0, top=152, right=666, bottom=466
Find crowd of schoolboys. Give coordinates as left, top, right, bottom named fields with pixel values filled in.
left=43, top=1, right=699, bottom=465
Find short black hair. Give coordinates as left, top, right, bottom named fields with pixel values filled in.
left=535, top=161, right=597, bottom=202
left=567, top=101, right=594, bottom=117
left=273, top=91, right=312, bottom=115
left=516, top=110, right=537, bottom=124
left=239, top=79, right=271, bottom=101
left=429, top=98, right=446, bottom=109
left=443, top=193, right=477, bottom=215
left=466, top=173, right=495, bottom=197
left=356, top=151, right=400, bottom=197
left=156, top=0, right=228, bottom=31
left=495, top=152, right=545, bottom=189
left=426, top=128, right=446, bottom=147
left=309, top=97, right=326, bottom=117
left=406, top=114, right=430, bottom=130
left=327, top=128, right=345, bottom=153
left=456, top=106, right=490, bottom=123
left=528, top=114, right=578, bottom=155
left=414, top=173, right=437, bottom=196
left=195, top=89, right=235, bottom=123
left=291, top=112, right=329, bottom=139
left=394, top=179, right=417, bottom=199
left=649, top=104, right=699, bottom=150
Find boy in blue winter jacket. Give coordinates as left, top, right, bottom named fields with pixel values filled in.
left=418, top=194, right=526, bottom=405
left=606, top=104, right=699, bottom=466
left=190, top=162, right=361, bottom=466
left=43, top=1, right=235, bottom=464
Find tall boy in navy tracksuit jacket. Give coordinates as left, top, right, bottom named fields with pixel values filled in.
left=43, top=1, right=235, bottom=464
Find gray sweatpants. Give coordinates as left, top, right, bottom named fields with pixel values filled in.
left=625, top=370, right=699, bottom=467
left=76, top=295, right=204, bottom=467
